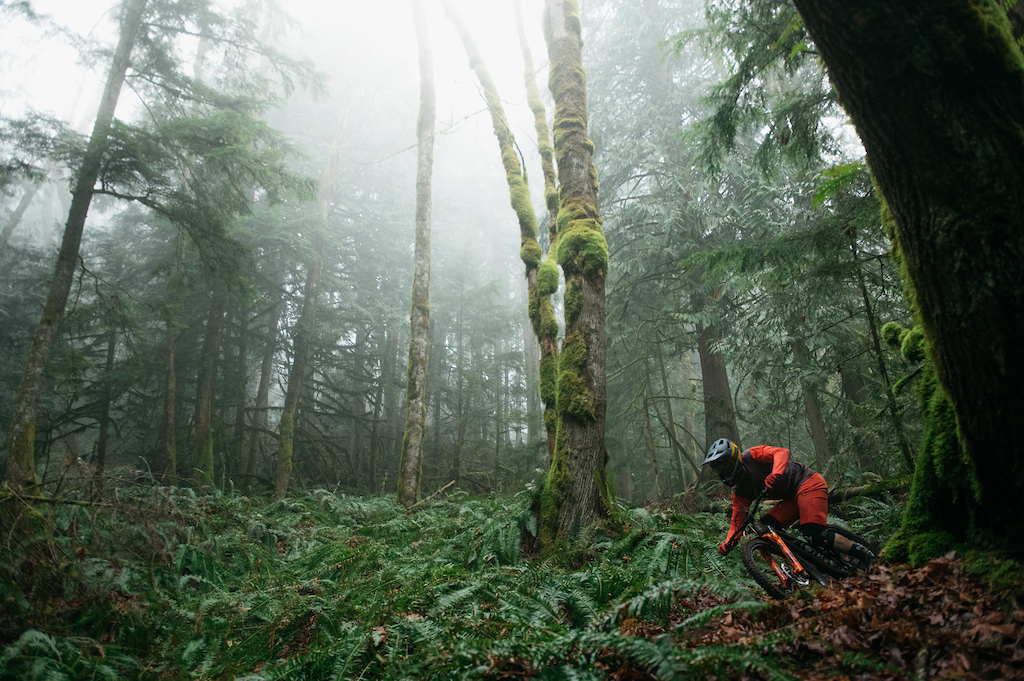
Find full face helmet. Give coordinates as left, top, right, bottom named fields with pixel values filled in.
left=703, top=438, right=742, bottom=486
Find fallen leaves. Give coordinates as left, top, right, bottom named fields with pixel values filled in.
left=672, top=552, right=1024, bottom=679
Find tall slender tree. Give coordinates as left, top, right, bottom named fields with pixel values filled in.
left=539, top=0, right=611, bottom=544
left=397, top=0, right=436, bottom=508
left=5, top=0, right=148, bottom=491
left=273, top=114, right=346, bottom=498
left=440, top=0, right=558, bottom=458
left=515, top=0, right=562, bottom=456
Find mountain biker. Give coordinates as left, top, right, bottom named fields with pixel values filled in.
left=703, top=438, right=873, bottom=564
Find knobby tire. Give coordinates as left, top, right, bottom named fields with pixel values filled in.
left=741, top=537, right=795, bottom=600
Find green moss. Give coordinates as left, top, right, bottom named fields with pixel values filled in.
left=540, top=353, right=558, bottom=406
left=881, top=320, right=904, bottom=348
left=557, top=219, right=608, bottom=278
left=543, top=404, right=558, bottom=433
left=882, top=320, right=979, bottom=565
left=563, top=282, right=582, bottom=326
left=509, top=178, right=538, bottom=238
left=900, top=326, right=926, bottom=363
left=537, top=259, right=559, bottom=296
left=520, top=238, right=542, bottom=269
left=960, top=549, right=1024, bottom=591
left=540, top=297, right=558, bottom=338
left=557, top=332, right=592, bottom=421
left=538, top=448, right=572, bottom=551
left=545, top=185, right=559, bottom=213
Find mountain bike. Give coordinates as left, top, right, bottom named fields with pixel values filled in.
left=738, top=491, right=878, bottom=599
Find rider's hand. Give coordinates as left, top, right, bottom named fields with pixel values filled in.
left=764, top=472, right=780, bottom=491
left=718, top=538, right=737, bottom=556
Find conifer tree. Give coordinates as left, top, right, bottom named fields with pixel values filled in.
left=273, top=114, right=345, bottom=498
left=398, top=0, right=436, bottom=508
left=5, top=0, right=148, bottom=491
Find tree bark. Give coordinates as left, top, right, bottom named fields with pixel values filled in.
left=790, top=0, right=1024, bottom=554
left=244, top=295, right=281, bottom=494
left=539, top=0, right=610, bottom=545
left=397, top=0, right=436, bottom=508
left=791, top=337, right=831, bottom=472
left=696, top=320, right=740, bottom=448
left=5, top=0, right=148, bottom=491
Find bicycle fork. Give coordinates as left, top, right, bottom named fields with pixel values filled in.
left=760, top=528, right=813, bottom=588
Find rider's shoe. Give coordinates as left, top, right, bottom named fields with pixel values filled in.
left=847, top=542, right=875, bottom=567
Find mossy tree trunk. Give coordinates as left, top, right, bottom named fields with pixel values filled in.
left=516, top=0, right=562, bottom=457
left=539, top=0, right=611, bottom=546
left=4, top=0, right=148, bottom=492
left=397, top=0, right=436, bottom=509
left=791, top=0, right=1024, bottom=556
left=442, top=0, right=559, bottom=458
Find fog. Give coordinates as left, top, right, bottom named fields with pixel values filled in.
left=2, top=0, right=552, bottom=303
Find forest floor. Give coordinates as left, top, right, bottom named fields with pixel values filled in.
left=4, top=487, right=1023, bottom=680
left=618, top=552, right=1024, bottom=680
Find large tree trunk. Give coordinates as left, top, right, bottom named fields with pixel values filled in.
left=539, top=0, right=610, bottom=545
left=5, top=0, right=148, bottom=491
left=696, top=320, right=740, bottom=448
left=790, top=0, right=1024, bottom=555
left=397, top=0, right=436, bottom=508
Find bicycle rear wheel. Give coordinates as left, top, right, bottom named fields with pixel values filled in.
left=741, top=537, right=812, bottom=599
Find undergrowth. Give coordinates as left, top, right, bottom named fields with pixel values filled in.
left=0, top=477, right=897, bottom=680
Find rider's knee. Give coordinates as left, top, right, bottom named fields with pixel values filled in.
left=800, top=523, right=833, bottom=549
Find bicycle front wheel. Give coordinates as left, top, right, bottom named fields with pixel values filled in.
left=741, top=537, right=813, bottom=599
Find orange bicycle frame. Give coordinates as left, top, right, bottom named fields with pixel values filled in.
left=760, top=527, right=809, bottom=586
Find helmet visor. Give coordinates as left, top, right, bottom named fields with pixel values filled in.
left=710, top=457, right=735, bottom=480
